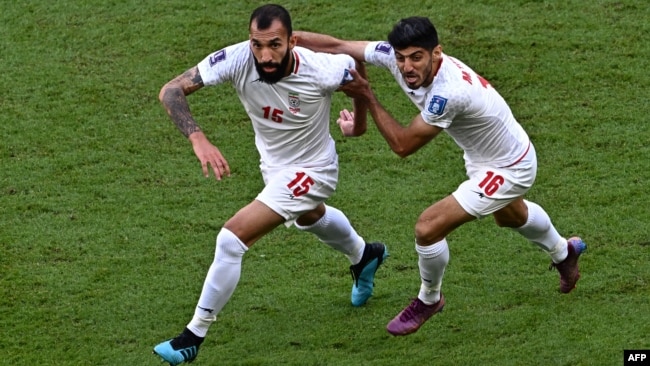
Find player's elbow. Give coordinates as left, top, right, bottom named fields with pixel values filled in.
left=158, top=84, right=171, bottom=104
left=394, top=149, right=412, bottom=159
left=391, top=144, right=417, bottom=158
left=390, top=134, right=430, bottom=158
left=159, top=82, right=181, bottom=105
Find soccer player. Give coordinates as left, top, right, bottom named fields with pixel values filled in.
left=296, top=17, right=586, bottom=336
left=152, top=5, right=388, bottom=365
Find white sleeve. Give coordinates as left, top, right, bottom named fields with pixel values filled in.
left=364, top=41, right=395, bottom=68
left=332, top=53, right=356, bottom=88
left=421, top=87, right=469, bottom=129
left=196, top=41, right=250, bottom=86
left=314, top=52, right=356, bottom=93
left=421, top=94, right=454, bottom=128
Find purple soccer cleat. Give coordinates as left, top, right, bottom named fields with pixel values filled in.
left=386, top=294, right=445, bottom=336
left=550, top=236, right=587, bottom=293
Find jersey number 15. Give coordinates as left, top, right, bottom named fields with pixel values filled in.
left=262, top=106, right=283, bottom=123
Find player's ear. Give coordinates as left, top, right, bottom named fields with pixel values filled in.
left=288, top=33, right=297, bottom=49
left=432, top=44, right=443, bottom=57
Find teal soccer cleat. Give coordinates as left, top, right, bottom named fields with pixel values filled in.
left=350, top=242, right=388, bottom=306
left=153, top=328, right=203, bottom=366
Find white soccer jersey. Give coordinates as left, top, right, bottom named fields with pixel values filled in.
left=197, top=41, right=356, bottom=169
left=365, top=41, right=530, bottom=167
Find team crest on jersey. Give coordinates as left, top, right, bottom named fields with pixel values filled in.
left=288, top=92, right=300, bottom=114
left=428, top=95, right=448, bottom=115
left=208, top=49, right=226, bottom=66
left=375, top=42, right=392, bottom=54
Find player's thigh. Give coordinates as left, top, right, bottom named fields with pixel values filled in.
left=224, top=200, right=285, bottom=246
left=416, top=195, right=475, bottom=244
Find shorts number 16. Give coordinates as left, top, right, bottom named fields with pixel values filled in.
left=478, top=171, right=504, bottom=197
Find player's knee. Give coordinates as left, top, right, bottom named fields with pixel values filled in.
left=216, top=228, right=248, bottom=259
left=414, top=220, right=444, bottom=244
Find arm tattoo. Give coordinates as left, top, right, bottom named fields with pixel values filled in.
left=160, top=67, right=205, bottom=138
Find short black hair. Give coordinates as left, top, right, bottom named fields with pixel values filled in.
left=249, top=4, right=293, bottom=35
left=387, top=16, right=439, bottom=51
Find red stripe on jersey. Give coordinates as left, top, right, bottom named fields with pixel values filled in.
left=292, top=50, right=300, bottom=74
left=502, top=141, right=531, bottom=168
left=433, top=57, right=442, bottom=78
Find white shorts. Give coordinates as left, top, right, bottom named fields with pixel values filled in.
left=452, top=143, right=538, bottom=219
left=256, top=162, right=339, bottom=226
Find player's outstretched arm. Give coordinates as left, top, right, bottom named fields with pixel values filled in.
left=350, top=60, right=368, bottom=136
left=159, top=66, right=231, bottom=180
left=294, top=31, right=369, bottom=62
left=339, top=69, right=442, bottom=157
left=159, top=66, right=205, bottom=138
left=336, top=61, right=368, bottom=137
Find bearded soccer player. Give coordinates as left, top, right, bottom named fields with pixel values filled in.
left=152, top=5, right=388, bottom=365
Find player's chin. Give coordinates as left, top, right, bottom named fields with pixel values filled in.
left=406, top=81, right=421, bottom=89
left=404, top=77, right=421, bottom=89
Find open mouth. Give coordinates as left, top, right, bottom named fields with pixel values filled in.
left=404, top=74, right=418, bottom=84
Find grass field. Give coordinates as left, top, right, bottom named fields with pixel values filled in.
left=1, top=1, right=649, bottom=365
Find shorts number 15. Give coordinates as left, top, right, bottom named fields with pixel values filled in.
left=287, top=172, right=314, bottom=197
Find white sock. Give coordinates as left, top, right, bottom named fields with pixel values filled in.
left=416, top=239, right=449, bottom=305
left=187, top=228, right=248, bottom=338
left=295, top=205, right=365, bottom=265
left=513, top=200, right=568, bottom=263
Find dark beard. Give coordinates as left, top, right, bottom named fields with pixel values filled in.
left=253, top=49, right=292, bottom=84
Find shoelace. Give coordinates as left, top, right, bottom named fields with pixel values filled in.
left=349, top=267, right=360, bottom=286
left=400, top=299, right=425, bottom=321
left=349, top=261, right=372, bottom=286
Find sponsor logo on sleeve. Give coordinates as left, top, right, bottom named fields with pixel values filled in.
left=209, top=49, right=226, bottom=66
left=375, top=42, right=392, bottom=54
left=427, top=95, right=448, bottom=115
left=340, top=68, right=353, bottom=85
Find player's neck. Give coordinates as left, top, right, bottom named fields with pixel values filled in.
left=284, top=50, right=296, bottom=77
left=423, top=58, right=442, bottom=87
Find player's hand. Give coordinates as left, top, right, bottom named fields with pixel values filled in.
left=189, top=132, right=231, bottom=180
left=338, top=68, right=371, bottom=101
left=337, top=109, right=357, bottom=137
